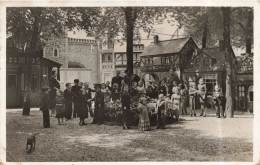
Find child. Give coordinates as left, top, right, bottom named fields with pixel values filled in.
left=197, top=78, right=207, bottom=117
left=78, top=89, right=88, bottom=125
left=138, top=97, right=151, bottom=131
left=171, top=88, right=181, bottom=123
left=111, top=83, right=120, bottom=101
left=189, top=82, right=197, bottom=117
left=56, top=90, right=65, bottom=125
left=213, top=84, right=225, bottom=118
left=64, top=83, right=72, bottom=120
left=179, top=84, right=188, bottom=115
left=41, top=86, right=50, bottom=128
left=121, top=85, right=131, bottom=129
left=156, top=94, right=166, bottom=129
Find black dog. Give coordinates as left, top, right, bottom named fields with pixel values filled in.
left=26, top=133, right=39, bottom=153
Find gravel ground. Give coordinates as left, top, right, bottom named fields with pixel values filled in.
left=6, top=109, right=253, bottom=162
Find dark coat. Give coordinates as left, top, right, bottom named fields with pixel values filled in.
left=111, top=76, right=123, bottom=91
left=71, top=85, right=82, bottom=102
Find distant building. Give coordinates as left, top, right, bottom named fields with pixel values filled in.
left=43, top=33, right=101, bottom=89
left=100, top=33, right=148, bottom=83
left=6, top=37, right=61, bottom=107
left=140, top=35, right=198, bottom=85
left=234, top=53, right=253, bottom=112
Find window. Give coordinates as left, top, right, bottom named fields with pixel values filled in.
left=53, top=48, right=59, bottom=58
left=204, top=58, right=210, bottom=66
left=102, top=53, right=112, bottom=63
left=238, top=85, right=245, bottom=108
left=202, top=74, right=217, bottom=95
left=195, top=59, right=200, bottom=66
left=7, top=75, right=17, bottom=88
left=144, top=57, right=153, bottom=65
left=32, top=73, right=39, bottom=90
left=161, top=56, right=171, bottom=64
left=133, top=53, right=141, bottom=63
left=249, top=91, right=253, bottom=102
left=115, top=53, right=127, bottom=66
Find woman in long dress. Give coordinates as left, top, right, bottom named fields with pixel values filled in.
left=49, top=70, right=60, bottom=117
left=138, top=97, right=151, bottom=131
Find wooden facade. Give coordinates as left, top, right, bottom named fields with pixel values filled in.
left=6, top=38, right=62, bottom=108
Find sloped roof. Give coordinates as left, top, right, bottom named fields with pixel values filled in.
left=114, top=40, right=152, bottom=53
left=140, top=37, right=191, bottom=57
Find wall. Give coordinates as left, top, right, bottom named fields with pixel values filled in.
left=43, top=36, right=101, bottom=84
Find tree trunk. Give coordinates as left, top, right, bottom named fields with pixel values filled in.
left=23, top=8, right=41, bottom=115
left=222, top=7, right=234, bottom=118
left=202, top=19, right=208, bottom=49
left=125, top=7, right=136, bottom=75
left=246, top=9, right=253, bottom=54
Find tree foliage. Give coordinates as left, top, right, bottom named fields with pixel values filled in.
left=171, top=7, right=253, bottom=50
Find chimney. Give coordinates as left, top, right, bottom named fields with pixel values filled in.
left=219, top=40, right=224, bottom=50
left=154, top=35, right=159, bottom=44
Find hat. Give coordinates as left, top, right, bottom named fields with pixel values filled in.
left=74, top=79, right=79, bottom=83
left=41, top=86, right=49, bottom=92
left=94, top=83, right=101, bottom=89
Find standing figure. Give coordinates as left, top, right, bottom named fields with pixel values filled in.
left=156, top=94, right=166, bottom=129
left=131, top=82, right=138, bottom=97
left=71, top=79, right=82, bottom=118
left=56, top=90, right=65, bottom=125
left=49, top=70, right=60, bottom=117
left=197, top=78, right=207, bottom=117
left=106, top=81, right=112, bottom=91
left=136, top=81, right=146, bottom=98
left=179, top=84, right=188, bottom=115
left=78, top=89, right=88, bottom=125
left=123, top=69, right=131, bottom=87
left=158, top=80, right=167, bottom=96
left=138, top=97, right=151, bottom=131
left=64, top=83, right=72, bottom=120
left=92, top=84, right=105, bottom=125
left=101, top=83, right=111, bottom=112
left=171, top=88, right=181, bottom=123
left=213, top=84, right=225, bottom=118
left=41, top=86, right=50, bottom=128
left=121, top=85, right=131, bottom=129
left=84, top=82, right=95, bottom=117
left=189, top=82, right=197, bottom=117
left=111, top=83, right=120, bottom=101
left=111, top=70, right=123, bottom=92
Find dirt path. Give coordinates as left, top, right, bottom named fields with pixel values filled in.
left=6, top=110, right=253, bottom=162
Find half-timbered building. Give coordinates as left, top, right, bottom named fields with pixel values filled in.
left=140, top=35, right=198, bottom=84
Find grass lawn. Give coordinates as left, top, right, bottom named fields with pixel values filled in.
left=6, top=109, right=253, bottom=162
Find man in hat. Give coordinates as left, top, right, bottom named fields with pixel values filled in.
left=111, top=70, right=123, bottom=92
left=71, top=79, right=82, bottom=118
left=92, top=84, right=105, bottom=125
left=40, top=86, right=50, bottom=128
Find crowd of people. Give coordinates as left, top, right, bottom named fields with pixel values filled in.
left=40, top=69, right=226, bottom=130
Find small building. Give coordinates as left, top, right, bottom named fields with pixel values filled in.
left=6, top=37, right=62, bottom=108
left=234, top=53, right=253, bottom=112
left=140, top=36, right=198, bottom=85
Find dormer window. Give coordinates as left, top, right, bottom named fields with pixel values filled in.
left=53, top=48, right=59, bottom=58
left=204, top=58, right=210, bottom=66
left=195, top=59, right=200, bottom=66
